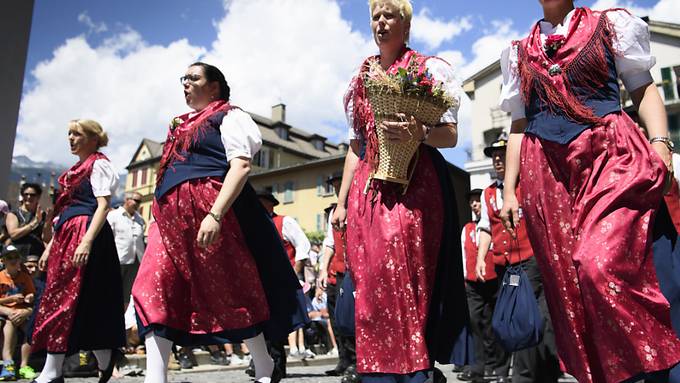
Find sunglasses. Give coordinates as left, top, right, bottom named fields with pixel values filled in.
left=22, top=193, right=38, bottom=197
left=130, top=199, right=142, bottom=203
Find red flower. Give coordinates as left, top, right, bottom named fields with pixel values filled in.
left=544, top=34, right=566, bottom=54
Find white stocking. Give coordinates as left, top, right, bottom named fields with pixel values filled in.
left=244, top=333, right=274, bottom=383
left=92, top=349, right=112, bottom=370
left=144, top=333, right=172, bottom=383
left=36, top=353, right=65, bottom=383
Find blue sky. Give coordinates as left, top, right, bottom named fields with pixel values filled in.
left=18, top=0, right=669, bottom=169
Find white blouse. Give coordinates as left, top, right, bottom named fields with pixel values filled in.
left=219, top=109, right=263, bottom=162
left=91, top=159, right=119, bottom=197
left=499, top=9, right=656, bottom=121
left=346, top=57, right=463, bottom=140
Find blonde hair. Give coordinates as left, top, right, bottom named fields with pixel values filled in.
left=368, top=0, right=413, bottom=25
left=69, top=119, right=109, bottom=148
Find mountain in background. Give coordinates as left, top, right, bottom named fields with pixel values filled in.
left=9, top=155, right=126, bottom=206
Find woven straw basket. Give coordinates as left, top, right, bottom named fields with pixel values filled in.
left=366, top=85, right=450, bottom=185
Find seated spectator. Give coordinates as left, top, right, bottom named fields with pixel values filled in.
left=5, top=183, right=52, bottom=258
left=0, top=245, right=36, bottom=380
left=0, top=201, right=10, bottom=246
left=307, top=289, right=337, bottom=355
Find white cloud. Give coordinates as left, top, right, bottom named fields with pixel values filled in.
left=590, top=0, right=680, bottom=23
left=17, top=0, right=375, bottom=170
left=77, top=11, right=108, bottom=34
left=16, top=31, right=205, bottom=167
left=411, top=8, right=473, bottom=51
left=458, top=20, right=522, bottom=80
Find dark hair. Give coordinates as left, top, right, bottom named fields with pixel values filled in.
left=190, top=62, right=230, bottom=101
left=21, top=183, right=42, bottom=196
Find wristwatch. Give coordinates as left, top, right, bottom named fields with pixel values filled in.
left=650, top=136, right=675, bottom=153
left=207, top=211, right=222, bottom=223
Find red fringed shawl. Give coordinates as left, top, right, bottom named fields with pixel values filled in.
left=53, top=152, right=109, bottom=217
left=157, top=100, right=237, bottom=183
left=344, top=47, right=433, bottom=172
left=516, top=7, right=627, bottom=126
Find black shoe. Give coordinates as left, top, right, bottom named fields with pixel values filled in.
left=341, top=365, right=361, bottom=383
left=177, top=350, right=194, bottom=369
left=209, top=350, right=230, bottom=366
left=452, top=364, right=465, bottom=373
left=458, top=370, right=474, bottom=381
left=492, top=377, right=511, bottom=383
left=245, top=359, right=255, bottom=377
left=432, top=367, right=447, bottom=383
left=30, top=378, right=64, bottom=383
left=325, top=364, right=348, bottom=376
left=255, top=365, right=284, bottom=383
left=98, top=349, right=121, bottom=383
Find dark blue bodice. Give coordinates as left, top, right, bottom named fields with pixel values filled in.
left=155, top=111, right=229, bottom=199
left=525, top=46, right=621, bottom=144
left=55, top=179, right=98, bottom=231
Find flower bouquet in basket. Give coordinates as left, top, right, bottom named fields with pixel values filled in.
left=364, top=56, right=458, bottom=185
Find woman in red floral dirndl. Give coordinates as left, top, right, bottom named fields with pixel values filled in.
left=332, top=1, right=468, bottom=382
left=132, top=62, right=305, bottom=383
left=32, top=120, right=125, bottom=383
left=498, top=1, right=680, bottom=382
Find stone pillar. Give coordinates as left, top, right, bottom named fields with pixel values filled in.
left=0, top=0, right=34, bottom=199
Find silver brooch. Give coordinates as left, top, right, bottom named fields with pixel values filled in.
left=548, top=64, right=562, bottom=76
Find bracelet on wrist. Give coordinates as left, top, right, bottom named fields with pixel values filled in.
left=207, top=211, right=222, bottom=223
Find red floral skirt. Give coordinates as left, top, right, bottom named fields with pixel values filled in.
left=133, top=177, right=270, bottom=336
left=346, top=147, right=444, bottom=374
left=32, top=216, right=125, bottom=353
left=519, top=112, right=680, bottom=383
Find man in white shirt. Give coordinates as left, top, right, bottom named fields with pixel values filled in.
left=107, top=192, right=146, bottom=307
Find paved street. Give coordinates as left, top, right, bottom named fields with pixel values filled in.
left=59, top=364, right=474, bottom=383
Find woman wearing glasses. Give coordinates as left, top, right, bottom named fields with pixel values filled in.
left=5, top=183, right=52, bottom=258
left=32, top=119, right=125, bottom=383
left=132, top=62, right=305, bottom=383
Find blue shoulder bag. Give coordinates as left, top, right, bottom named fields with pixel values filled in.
left=491, top=239, right=544, bottom=351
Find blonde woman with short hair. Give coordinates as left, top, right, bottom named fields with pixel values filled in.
left=32, top=119, right=125, bottom=383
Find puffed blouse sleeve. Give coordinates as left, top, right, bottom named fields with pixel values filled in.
left=607, top=9, right=656, bottom=92
left=220, top=109, right=263, bottom=162
left=90, top=159, right=119, bottom=197
left=499, top=44, right=526, bottom=121
left=426, top=58, right=462, bottom=124
left=345, top=69, right=362, bottom=142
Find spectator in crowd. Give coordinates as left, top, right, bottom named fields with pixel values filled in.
left=459, top=189, right=504, bottom=382
left=5, top=183, right=52, bottom=258
left=0, top=245, right=36, bottom=380
left=306, top=288, right=337, bottom=355
left=107, top=192, right=146, bottom=307
left=257, top=191, right=313, bottom=364
left=223, top=343, right=251, bottom=365
left=318, top=174, right=358, bottom=382
left=0, top=201, right=10, bottom=246
left=304, top=242, right=321, bottom=296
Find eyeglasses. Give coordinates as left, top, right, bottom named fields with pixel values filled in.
left=180, top=74, right=202, bottom=84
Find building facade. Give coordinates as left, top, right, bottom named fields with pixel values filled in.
left=462, top=17, right=680, bottom=190
left=125, top=104, right=347, bottom=233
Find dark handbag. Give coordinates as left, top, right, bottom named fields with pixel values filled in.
left=492, top=262, right=544, bottom=352
left=334, top=272, right=356, bottom=336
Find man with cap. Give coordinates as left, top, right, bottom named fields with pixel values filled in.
left=457, top=188, right=503, bottom=382
left=318, top=173, right=359, bottom=383
left=257, top=191, right=310, bottom=275
left=0, top=201, right=10, bottom=245
left=475, top=135, right=561, bottom=383
left=256, top=190, right=311, bottom=377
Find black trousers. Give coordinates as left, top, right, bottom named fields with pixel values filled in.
left=496, top=257, right=562, bottom=383
left=327, top=272, right=356, bottom=369
left=466, top=278, right=508, bottom=376
left=268, top=339, right=287, bottom=375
